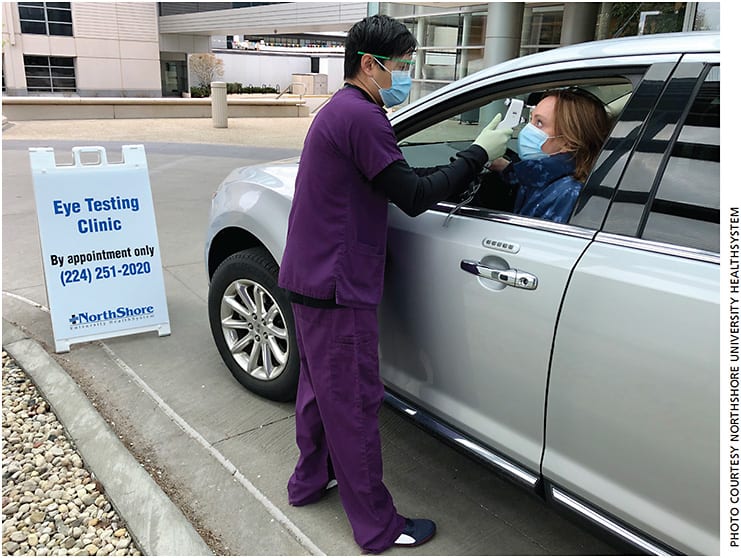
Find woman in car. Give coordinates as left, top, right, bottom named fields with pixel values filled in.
left=489, top=89, right=611, bottom=223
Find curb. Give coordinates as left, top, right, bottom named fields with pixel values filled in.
left=2, top=321, right=213, bottom=556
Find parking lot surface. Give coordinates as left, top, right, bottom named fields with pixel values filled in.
left=2, top=116, right=620, bottom=555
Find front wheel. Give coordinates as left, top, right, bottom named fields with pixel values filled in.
left=208, top=248, right=298, bottom=401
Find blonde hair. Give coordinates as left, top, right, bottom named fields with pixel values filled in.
left=546, top=89, right=611, bottom=183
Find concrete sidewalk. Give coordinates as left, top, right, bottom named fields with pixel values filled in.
left=2, top=113, right=317, bottom=556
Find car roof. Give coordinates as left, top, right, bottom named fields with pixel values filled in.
left=396, top=31, right=719, bottom=115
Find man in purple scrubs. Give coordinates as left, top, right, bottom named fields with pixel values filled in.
left=278, top=14, right=512, bottom=554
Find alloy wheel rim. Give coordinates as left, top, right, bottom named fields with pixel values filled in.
left=220, top=279, right=289, bottom=381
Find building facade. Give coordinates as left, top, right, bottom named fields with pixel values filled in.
left=2, top=2, right=162, bottom=96
left=378, top=1, right=720, bottom=101
left=1, top=2, right=721, bottom=99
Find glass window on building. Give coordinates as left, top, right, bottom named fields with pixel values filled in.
left=380, top=4, right=489, bottom=103
left=417, top=13, right=461, bottom=83
left=521, top=5, right=563, bottom=55
left=380, top=2, right=718, bottom=104
left=596, top=3, right=719, bottom=40
left=688, top=2, right=720, bottom=30
left=19, top=2, right=73, bottom=36
left=603, top=3, right=687, bottom=38
left=24, top=55, right=76, bottom=93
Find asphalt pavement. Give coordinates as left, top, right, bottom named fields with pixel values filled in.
left=1, top=108, right=620, bottom=556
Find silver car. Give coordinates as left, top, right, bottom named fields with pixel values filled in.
left=205, top=32, right=720, bottom=555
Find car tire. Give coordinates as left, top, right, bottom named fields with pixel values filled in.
left=208, top=248, right=298, bottom=402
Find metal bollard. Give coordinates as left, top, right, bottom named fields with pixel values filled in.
left=211, top=81, right=228, bottom=128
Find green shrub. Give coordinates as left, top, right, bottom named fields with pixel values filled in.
left=191, top=84, right=280, bottom=97
left=190, top=85, right=210, bottom=98
left=241, top=84, right=280, bottom=94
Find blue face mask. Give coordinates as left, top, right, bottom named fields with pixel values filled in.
left=371, top=57, right=412, bottom=108
left=517, top=122, right=552, bottom=160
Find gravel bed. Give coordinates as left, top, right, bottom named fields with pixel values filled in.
left=2, top=350, right=142, bottom=556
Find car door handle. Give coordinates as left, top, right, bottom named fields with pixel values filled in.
left=460, top=259, right=538, bottom=290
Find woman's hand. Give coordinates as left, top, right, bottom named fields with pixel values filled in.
left=486, top=157, right=511, bottom=173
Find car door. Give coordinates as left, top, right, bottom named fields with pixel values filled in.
left=542, top=59, right=720, bottom=555
left=377, top=62, right=669, bottom=478
left=380, top=204, right=591, bottom=475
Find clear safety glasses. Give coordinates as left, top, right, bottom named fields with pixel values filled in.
left=357, top=51, right=415, bottom=72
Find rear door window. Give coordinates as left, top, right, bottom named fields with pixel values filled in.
left=641, top=66, right=719, bottom=252
left=602, top=62, right=720, bottom=256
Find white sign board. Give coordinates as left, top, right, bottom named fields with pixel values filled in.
left=29, top=145, right=171, bottom=352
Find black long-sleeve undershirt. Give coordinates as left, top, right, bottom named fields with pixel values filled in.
left=372, top=144, right=488, bottom=217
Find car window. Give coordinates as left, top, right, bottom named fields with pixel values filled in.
left=640, top=66, right=719, bottom=253
left=398, top=79, right=634, bottom=223
left=399, top=96, right=525, bottom=168
left=571, top=62, right=680, bottom=230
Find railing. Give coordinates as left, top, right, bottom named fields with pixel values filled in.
left=275, top=82, right=306, bottom=100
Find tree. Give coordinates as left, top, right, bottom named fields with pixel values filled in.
left=189, top=53, right=224, bottom=88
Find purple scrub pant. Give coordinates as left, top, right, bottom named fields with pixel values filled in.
left=287, top=303, right=406, bottom=553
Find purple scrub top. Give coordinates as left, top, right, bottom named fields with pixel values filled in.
left=278, top=86, right=404, bottom=308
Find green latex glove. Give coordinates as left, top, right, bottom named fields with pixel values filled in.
left=472, top=113, right=513, bottom=160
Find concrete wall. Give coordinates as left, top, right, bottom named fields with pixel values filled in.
left=214, top=52, right=310, bottom=91
left=2, top=97, right=310, bottom=121
left=320, top=57, right=346, bottom=92
left=158, top=2, right=368, bottom=35
left=159, top=33, right=211, bottom=56
left=207, top=51, right=345, bottom=93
